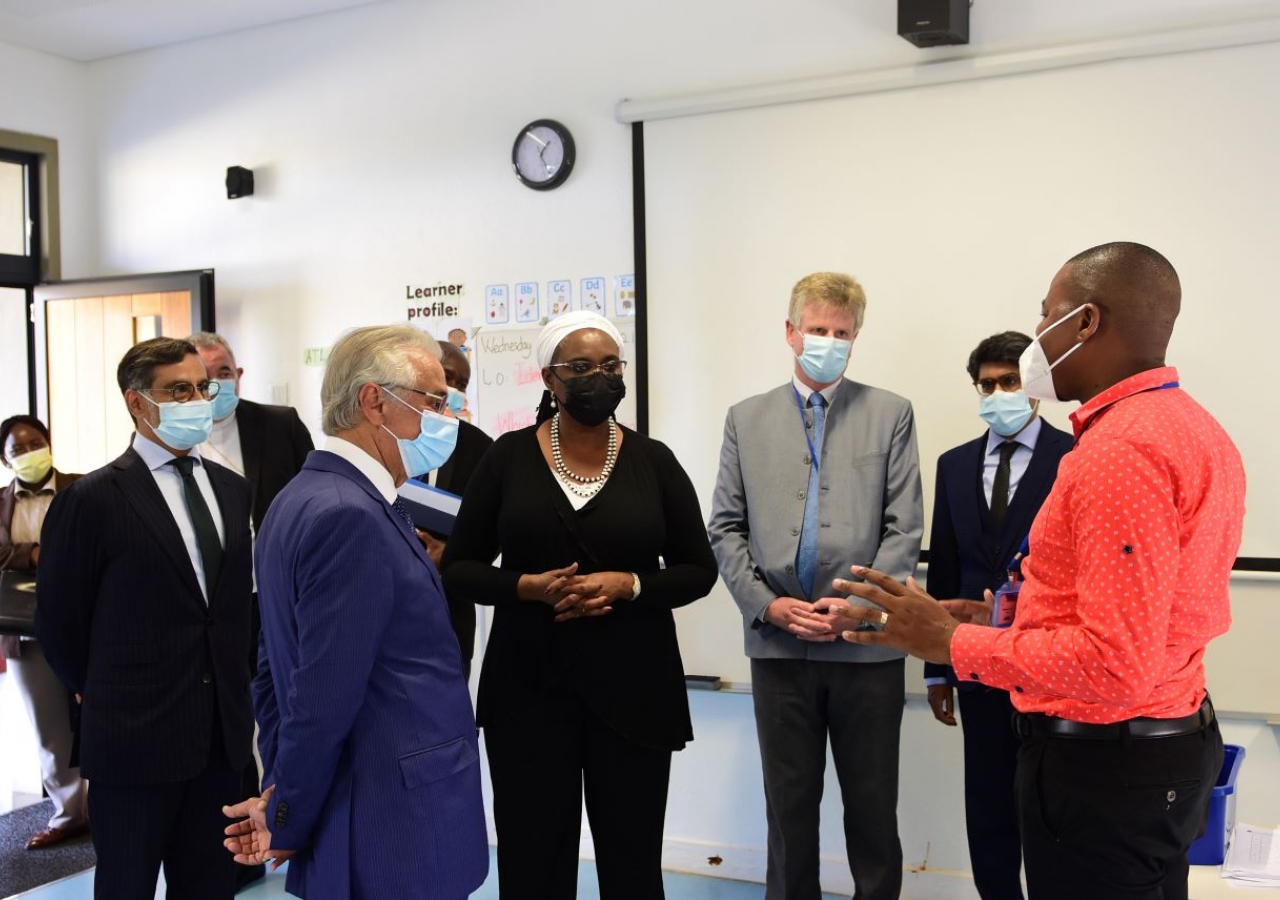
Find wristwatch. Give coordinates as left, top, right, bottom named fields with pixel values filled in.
left=630, top=572, right=642, bottom=601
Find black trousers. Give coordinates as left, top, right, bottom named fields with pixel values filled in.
left=958, top=687, right=1024, bottom=900
left=751, top=657, right=904, bottom=900
left=1016, top=716, right=1222, bottom=900
left=485, top=685, right=673, bottom=900
left=89, top=735, right=241, bottom=900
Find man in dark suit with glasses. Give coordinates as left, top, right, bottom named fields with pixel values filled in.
left=38, top=337, right=254, bottom=900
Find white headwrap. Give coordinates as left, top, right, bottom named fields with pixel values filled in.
left=535, top=311, right=625, bottom=368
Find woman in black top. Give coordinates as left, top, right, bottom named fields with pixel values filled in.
left=442, top=311, right=717, bottom=900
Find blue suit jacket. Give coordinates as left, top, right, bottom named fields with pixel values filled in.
left=924, top=421, right=1073, bottom=688
left=253, top=450, right=487, bottom=900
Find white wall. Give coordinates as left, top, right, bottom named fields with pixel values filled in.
left=0, top=39, right=96, bottom=276
left=86, top=0, right=639, bottom=426
left=0, top=39, right=93, bottom=805
left=5, top=0, right=1279, bottom=892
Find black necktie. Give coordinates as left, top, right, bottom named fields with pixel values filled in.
left=392, top=497, right=416, bottom=534
left=990, top=441, right=1018, bottom=527
left=169, top=457, right=223, bottom=595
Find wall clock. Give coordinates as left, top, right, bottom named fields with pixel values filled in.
left=512, top=119, right=575, bottom=191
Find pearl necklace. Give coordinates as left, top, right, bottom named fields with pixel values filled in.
left=551, top=413, right=618, bottom=498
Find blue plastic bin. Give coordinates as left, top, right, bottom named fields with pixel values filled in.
left=1188, top=743, right=1245, bottom=866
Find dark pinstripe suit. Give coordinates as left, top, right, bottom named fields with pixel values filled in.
left=37, top=444, right=255, bottom=899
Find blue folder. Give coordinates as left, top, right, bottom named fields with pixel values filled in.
left=396, top=479, right=463, bottom=536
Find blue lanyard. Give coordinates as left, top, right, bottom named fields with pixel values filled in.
left=793, top=387, right=821, bottom=471
left=1073, top=381, right=1179, bottom=445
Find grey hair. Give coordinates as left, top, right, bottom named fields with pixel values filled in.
left=321, top=325, right=441, bottom=436
left=186, top=331, right=237, bottom=363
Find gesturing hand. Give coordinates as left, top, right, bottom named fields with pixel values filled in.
left=830, top=566, right=961, bottom=665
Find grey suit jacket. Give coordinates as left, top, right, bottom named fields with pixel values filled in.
left=709, top=379, right=923, bottom=662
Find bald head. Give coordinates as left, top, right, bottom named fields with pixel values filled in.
left=1060, top=242, right=1181, bottom=360
left=439, top=339, right=471, bottom=393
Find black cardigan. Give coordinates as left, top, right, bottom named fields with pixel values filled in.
left=441, top=424, right=717, bottom=751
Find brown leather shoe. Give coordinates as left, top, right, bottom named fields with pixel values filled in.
left=25, top=820, right=91, bottom=850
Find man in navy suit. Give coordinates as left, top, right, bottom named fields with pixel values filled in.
left=922, top=331, right=1072, bottom=900
left=38, top=337, right=255, bottom=899
left=224, top=325, right=487, bottom=900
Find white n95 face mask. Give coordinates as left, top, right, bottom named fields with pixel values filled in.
left=1019, top=304, right=1088, bottom=402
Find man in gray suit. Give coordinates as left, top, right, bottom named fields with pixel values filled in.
left=709, top=271, right=923, bottom=900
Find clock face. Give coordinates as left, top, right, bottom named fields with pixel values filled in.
left=512, top=119, right=575, bottom=190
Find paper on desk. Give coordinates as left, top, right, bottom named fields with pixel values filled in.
left=1222, top=822, right=1280, bottom=887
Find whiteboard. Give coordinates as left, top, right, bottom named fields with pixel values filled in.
left=643, top=40, right=1280, bottom=701
left=471, top=320, right=637, bottom=438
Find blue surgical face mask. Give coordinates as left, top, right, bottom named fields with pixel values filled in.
left=446, top=387, right=466, bottom=415
left=381, top=390, right=460, bottom=478
left=979, top=390, right=1036, bottom=437
left=141, top=395, right=214, bottom=450
left=795, top=334, right=852, bottom=384
left=210, top=379, right=240, bottom=421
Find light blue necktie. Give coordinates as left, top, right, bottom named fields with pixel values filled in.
left=795, top=392, right=826, bottom=599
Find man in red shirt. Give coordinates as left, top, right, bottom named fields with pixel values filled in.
left=834, top=242, right=1246, bottom=900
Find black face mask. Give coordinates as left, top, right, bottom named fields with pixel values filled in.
left=558, top=373, right=626, bottom=427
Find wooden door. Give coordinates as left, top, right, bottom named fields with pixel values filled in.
left=34, top=272, right=214, bottom=474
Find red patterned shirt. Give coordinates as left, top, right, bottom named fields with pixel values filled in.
left=950, top=367, right=1246, bottom=723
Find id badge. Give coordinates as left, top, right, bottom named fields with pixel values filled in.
left=991, top=579, right=1021, bottom=628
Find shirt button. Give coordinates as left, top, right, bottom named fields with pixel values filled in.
left=797, top=491, right=805, bottom=500
left=784, top=564, right=794, bottom=574
left=202, top=674, right=212, bottom=685
left=969, top=673, right=980, bottom=681
left=1014, top=686, right=1024, bottom=693
left=803, top=456, right=811, bottom=465
left=791, top=527, right=800, bottom=536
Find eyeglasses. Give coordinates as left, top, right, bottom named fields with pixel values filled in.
left=140, top=381, right=221, bottom=404
left=548, top=359, right=628, bottom=379
left=386, top=384, right=448, bottom=415
left=973, top=374, right=1023, bottom=396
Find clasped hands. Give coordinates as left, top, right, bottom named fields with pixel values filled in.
left=222, top=786, right=294, bottom=870
left=773, top=566, right=996, bottom=665
left=519, top=562, right=635, bottom=623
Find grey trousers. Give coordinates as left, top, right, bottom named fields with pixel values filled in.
left=8, top=640, right=87, bottom=829
left=751, top=657, right=905, bottom=900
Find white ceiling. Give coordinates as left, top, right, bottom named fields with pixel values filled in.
left=0, top=0, right=387, bottom=62
left=1, top=0, right=1278, bottom=67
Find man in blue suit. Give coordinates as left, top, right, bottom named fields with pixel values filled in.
left=922, top=331, right=1072, bottom=900
left=223, top=325, right=487, bottom=900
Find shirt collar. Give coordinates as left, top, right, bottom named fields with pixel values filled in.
left=132, top=432, right=205, bottom=471
left=986, top=414, right=1043, bottom=456
left=210, top=410, right=238, bottom=437
left=15, top=474, right=57, bottom=498
left=1069, top=366, right=1180, bottom=439
left=792, top=374, right=841, bottom=405
left=323, top=436, right=398, bottom=504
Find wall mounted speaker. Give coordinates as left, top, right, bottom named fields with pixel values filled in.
left=899, top=0, right=969, bottom=47
left=226, top=166, right=254, bottom=199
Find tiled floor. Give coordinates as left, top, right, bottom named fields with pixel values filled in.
left=5, top=855, right=1251, bottom=900
left=5, top=854, right=843, bottom=900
